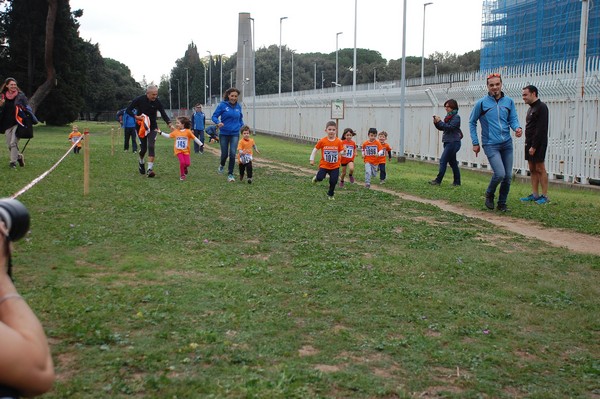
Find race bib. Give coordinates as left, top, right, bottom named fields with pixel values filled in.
left=323, top=150, right=339, bottom=163
left=344, top=145, right=354, bottom=158
left=240, top=153, right=252, bottom=164
left=175, top=137, right=188, bottom=150
left=364, top=145, right=378, bottom=156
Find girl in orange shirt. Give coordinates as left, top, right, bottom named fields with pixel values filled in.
left=160, top=117, right=203, bottom=181
left=68, top=125, right=82, bottom=154
left=339, top=128, right=357, bottom=188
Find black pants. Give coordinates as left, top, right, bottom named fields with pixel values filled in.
left=315, top=167, right=339, bottom=197
left=239, top=161, right=253, bottom=179
left=124, top=127, right=138, bottom=151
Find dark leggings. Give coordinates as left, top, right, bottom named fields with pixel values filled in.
left=315, top=167, right=339, bottom=197
left=239, top=161, right=253, bottom=179
left=138, top=130, right=157, bottom=158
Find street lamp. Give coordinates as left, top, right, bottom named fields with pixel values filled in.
left=421, top=2, right=433, bottom=86
left=176, top=78, right=180, bottom=110
left=353, top=0, right=357, bottom=92
left=291, top=50, right=295, bottom=95
left=373, top=67, right=377, bottom=86
left=335, top=32, right=343, bottom=91
left=279, top=16, right=288, bottom=104
left=206, top=50, right=212, bottom=105
left=313, top=62, right=317, bottom=90
left=249, top=16, right=256, bottom=135
left=203, top=63, right=207, bottom=105
left=242, top=39, right=248, bottom=100
left=185, top=67, right=189, bottom=110
left=169, top=79, right=172, bottom=111
left=218, top=54, right=223, bottom=100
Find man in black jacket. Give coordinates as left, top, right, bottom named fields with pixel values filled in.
left=126, top=85, right=172, bottom=177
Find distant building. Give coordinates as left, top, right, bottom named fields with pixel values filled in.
left=480, top=0, right=600, bottom=70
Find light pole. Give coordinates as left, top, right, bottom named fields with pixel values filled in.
left=185, top=67, right=189, bottom=110
left=291, top=50, right=295, bottom=95
left=168, top=79, right=172, bottom=111
left=206, top=50, right=212, bottom=105
left=321, top=71, right=324, bottom=91
left=279, top=16, right=288, bottom=104
left=335, top=32, right=343, bottom=91
left=353, top=0, right=357, bottom=92
left=249, top=16, right=256, bottom=135
left=177, top=78, right=181, bottom=110
left=203, top=64, right=207, bottom=105
left=219, top=54, right=223, bottom=100
left=242, top=39, right=248, bottom=100
left=313, top=62, right=316, bottom=90
left=421, top=2, right=433, bottom=86
left=373, top=67, right=377, bottom=86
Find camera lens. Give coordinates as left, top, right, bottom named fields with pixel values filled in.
left=0, top=198, right=30, bottom=241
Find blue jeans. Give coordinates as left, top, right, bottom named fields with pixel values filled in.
left=436, top=141, right=461, bottom=184
left=483, top=139, right=514, bottom=205
left=219, top=134, right=240, bottom=175
left=193, top=129, right=204, bottom=153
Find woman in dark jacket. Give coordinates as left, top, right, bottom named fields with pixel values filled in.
left=430, top=99, right=462, bottom=186
left=0, top=78, right=29, bottom=169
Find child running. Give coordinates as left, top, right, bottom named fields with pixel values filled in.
left=377, top=131, right=392, bottom=184
left=339, top=127, right=357, bottom=188
left=160, top=116, right=203, bottom=181
left=361, top=127, right=384, bottom=189
left=237, top=125, right=260, bottom=184
left=68, top=125, right=82, bottom=154
left=309, top=121, right=345, bottom=200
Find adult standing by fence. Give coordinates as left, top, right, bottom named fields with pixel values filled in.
left=126, top=85, right=172, bottom=178
left=212, top=88, right=244, bottom=182
left=0, top=78, right=28, bottom=169
left=469, top=73, right=522, bottom=212
left=430, top=99, right=462, bottom=186
left=520, top=85, right=550, bottom=205
left=122, top=107, right=138, bottom=153
left=191, top=104, right=205, bottom=154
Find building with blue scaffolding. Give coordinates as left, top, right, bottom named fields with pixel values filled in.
left=480, top=0, right=600, bottom=70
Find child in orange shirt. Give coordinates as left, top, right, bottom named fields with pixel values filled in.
left=310, top=121, right=345, bottom=200
left=339, top=127, right=357, bottom=188
left=237, top=125, right=260, bottom=184
left=68, top=125, right=82, bottom=154
left=377, top=131, right=392, bottom=184
left=361, top=127, right=384, bottom=189
left=160, top=116, right=203, bottom=181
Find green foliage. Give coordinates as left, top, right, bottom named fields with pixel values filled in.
left=0, top=124, right=598, bottom=398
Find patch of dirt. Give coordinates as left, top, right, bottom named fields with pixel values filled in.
left=298, top=344, right=319, bottom=357
left=314, top=364, right=342, bottom=372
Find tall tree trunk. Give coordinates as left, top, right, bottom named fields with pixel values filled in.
left=28, top=0, right=57, bottom=113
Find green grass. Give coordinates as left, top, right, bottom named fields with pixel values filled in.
left=1, top=123, right=599, bottom=398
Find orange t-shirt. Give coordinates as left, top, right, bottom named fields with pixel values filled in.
left=167, top=129, right=196, bottom=155
left=377, top=142, right=392, bottom=164
left=237, top=137, right=256, bottom=164
left=341, top=139, right=357, bottom=163
left=362, top=139, right=383, bottom=165
left=68, top=131, right=82, bottom=148
left=315, top=136, right=344, bottom=169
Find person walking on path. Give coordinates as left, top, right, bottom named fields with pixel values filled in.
left=212, top=88, right=244, bottom=182
left=469, top=73, right=522, bottom=212
left=430, top=99, right=463, bottom=186
left=520, top=85, right=550, bottom=205
left=0, top=78, right=30, bottom=169
left=126, top=85, right=173, bottom=178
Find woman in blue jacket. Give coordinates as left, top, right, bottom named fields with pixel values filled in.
left=430, top=99, right=462, bottom=186
left=212, top=87, right=244, bottom=182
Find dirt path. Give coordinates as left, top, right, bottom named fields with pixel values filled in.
left=206, top=147, right=600, bottom=256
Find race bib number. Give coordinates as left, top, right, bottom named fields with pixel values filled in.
left=175, top=137, right=188, bottom=150
left=324, top=150, right=339, bottom=163
left=240, top=153, right=252, bottom=164
left=364, top=145, right=378, bottom=156
left=344, top=145, right=354, bottom=158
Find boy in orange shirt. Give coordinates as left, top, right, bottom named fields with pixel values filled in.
left=309, top=121, right=345, bottom=200
left=339, top=127, right=357, bottom=188
left=68, top=125, right=82, bottom=154
left=377, top=131, right=392, bottom=184
left=361, top=127, right=384, bottom=189
left=237, top=125, right=260, bottom=184
left=160, top=116, right=203, bottom=181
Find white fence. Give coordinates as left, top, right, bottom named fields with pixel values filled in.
left=205, top=58, right=600, bottom=184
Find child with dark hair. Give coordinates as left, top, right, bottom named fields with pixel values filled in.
left=160, top=116, right=203, bottom=181
left=237, top=125, right=260, bottom=184
left=310, top=121, right=345, bottom=200
left=339, top=128, right=357, bottom=188
left=377, top=131, right=392, bottom=184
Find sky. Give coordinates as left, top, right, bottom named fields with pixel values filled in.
left=70, top=0, right=483, bottom=84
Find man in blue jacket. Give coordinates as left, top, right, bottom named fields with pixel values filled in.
left=469, top=73, right=522, bottom=212
left=191, top=104, right=205, bottom=154
left=122, top=108, right=138, bottom=153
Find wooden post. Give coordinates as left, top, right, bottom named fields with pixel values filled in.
left=83, top=128, right=90, bottom=195
left=111, top=127, right=115, bottom=156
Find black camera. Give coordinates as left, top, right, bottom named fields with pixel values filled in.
left=0, top=198, right=30, bottom=241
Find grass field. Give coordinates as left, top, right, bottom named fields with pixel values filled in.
left=1, top=122, right=598, bottom=398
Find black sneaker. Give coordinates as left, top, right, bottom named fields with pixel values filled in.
left=9, top=162, right=17, bottom=169
left=17, top=154, right=25, bottom=167
left=147, top=169, right=155, bottom=178
left=497, top=203, right=508, bottom=212
left=485, top=192, right=495, bottom=210
left=138, top=163, right=146, bottom=175
left=248, top=178, right=252, bottom=184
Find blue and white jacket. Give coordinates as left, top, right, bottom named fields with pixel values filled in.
left=469, top=92, right=520, bottom=146
left=211, top=100, right=243, bottom=136
left=191, top=110, right=205, bottom=131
